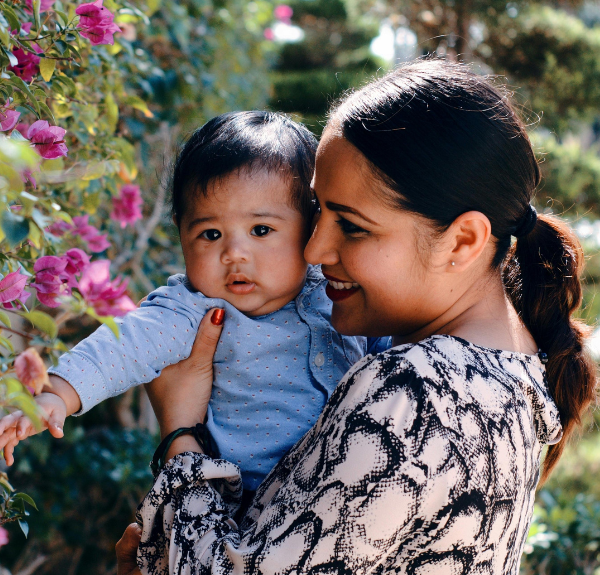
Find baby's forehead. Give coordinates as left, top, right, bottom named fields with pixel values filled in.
left=196, top=167, right=300, bottom=212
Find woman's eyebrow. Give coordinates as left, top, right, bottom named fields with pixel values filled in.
left=325, top=201, right=378, bottom=225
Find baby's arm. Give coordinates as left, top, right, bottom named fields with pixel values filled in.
left=0, top=374, right=81, bottom=465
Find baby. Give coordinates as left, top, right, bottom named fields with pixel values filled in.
left=0, top=111, right=389, bottom=492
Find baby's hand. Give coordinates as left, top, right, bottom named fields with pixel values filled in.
left=0, top=392, right=67, bottom=466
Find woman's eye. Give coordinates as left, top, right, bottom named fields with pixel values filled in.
left=336, top=217, right=368, bottom=235
left=200, top=229, right=222, bottom=241
left=251, top=225, right=272, bottom=237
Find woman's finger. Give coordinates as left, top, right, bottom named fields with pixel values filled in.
left=0, top=426, right=18, bottom=451
left=187, top=308, right=225, bottom=370
left=116, top=523, right=142, bottom=575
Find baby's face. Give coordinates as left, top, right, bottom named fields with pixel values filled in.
left=179, top=169, right=309, bottom=316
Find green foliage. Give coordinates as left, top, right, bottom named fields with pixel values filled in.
left=484, top=5, right=600, bottom=134
left=1, top=425, right=155, bottom=573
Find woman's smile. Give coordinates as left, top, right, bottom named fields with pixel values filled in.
left=322, top=271, right=360, bottom=301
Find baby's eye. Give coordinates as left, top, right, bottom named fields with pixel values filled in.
left=200, top=229, right=222, bottom=241
left=251, top=225, right=272, bottom=237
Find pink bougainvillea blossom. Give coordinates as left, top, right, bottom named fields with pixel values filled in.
left=8, top=47, right=40, bottom=82
left=46, top=219, right=72, bottom=237
left=76, top=0, right=121, bottom=45
left=25, top=0, right=55, bottom=12
left=46, top=216, right=111, bottom=253
left=0, top=527, right=9, bottom=547
left=27, top=120, right=68, bottom=160
left=15, top=348, right=50, bottom=395
left=111, top=184, right=143, bottom=228
left=274, top=4, right=293, bottom=22
left=64, top=248, right=90, bottom=280
left=15, top=123, right=29, bottom=138
left=30, top=255, right=70, bottom=307
left=0, top=270, right=28, bottom=304
left=0, top=108, right=20, bottom=132
left=264, top=27, right=274, bottom=40
left=78, top=260, right=136, bottom=317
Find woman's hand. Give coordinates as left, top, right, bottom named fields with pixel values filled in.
left=144, top=308, right=224, bottom=441
left=116, top=523, right=142, bottom=575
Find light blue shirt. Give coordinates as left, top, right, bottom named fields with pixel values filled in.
left=48, top=265, right=390, bottom=490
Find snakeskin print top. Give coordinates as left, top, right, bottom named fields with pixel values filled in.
left=136, top=334, right=562, bottom=575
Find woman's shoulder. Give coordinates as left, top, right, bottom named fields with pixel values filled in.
left=336, top=333, right=561, bottom=446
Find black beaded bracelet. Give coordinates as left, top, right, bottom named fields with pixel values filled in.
left=150, top=422, right=220, bottom=476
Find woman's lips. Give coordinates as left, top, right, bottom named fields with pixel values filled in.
left=323, top=272, right=360, bottom=302
left=226, top=282, right=256, bottom=295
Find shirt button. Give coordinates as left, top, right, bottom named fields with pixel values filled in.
left=314, top=352, right=325, bottom=367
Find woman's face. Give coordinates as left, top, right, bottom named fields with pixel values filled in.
left=305, top=129, right=449, bottom=338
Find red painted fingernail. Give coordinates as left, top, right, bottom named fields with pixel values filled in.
left=211, top=309, right=225, bottom=326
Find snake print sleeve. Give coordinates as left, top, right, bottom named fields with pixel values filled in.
left=136, top=335, right=562, bottom=575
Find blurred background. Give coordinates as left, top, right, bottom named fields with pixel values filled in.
left=1, top=0, right=600, bottom=573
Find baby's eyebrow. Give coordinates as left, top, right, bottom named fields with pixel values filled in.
left=249, top=211, right=286, bottom=220
left=187, top=216, right=217, bottom=231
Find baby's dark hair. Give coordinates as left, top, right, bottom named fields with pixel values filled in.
left=170, top=111, right=318, bottom=227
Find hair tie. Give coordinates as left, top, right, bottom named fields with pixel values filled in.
left=514, top=205, right=537, bottom=238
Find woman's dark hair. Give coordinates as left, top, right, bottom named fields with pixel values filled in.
left=331, top=58, right=597, bottom=482
left=170, top=111, right=318, bottom=227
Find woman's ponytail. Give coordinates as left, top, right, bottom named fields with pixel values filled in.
left=503, top=213, right=597, bottom=482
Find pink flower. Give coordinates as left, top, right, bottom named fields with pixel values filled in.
left=76, top=0, right=121, bottom=46
left=86, top=232, right=111, bottom=253
left=25, top=0, right=55, bottom=12
left=15, top=348, right=50, bottom=395
left=8, top=47, right=40, bottom=82
left=0, top=526, right=9, bottom=547
left=0, top=270, right=28, bottom=304
left=264, top=27, right=274, bottom=41
left=111, top=184, right=142, bottom=228
left=274, top=4, right=293, bottom=22
left=15, top=123, right=29, bottom=138
left=0, top=108, right=20, bottom=132
left=27, top=120, right=68, bottom=160
left=46, top=220, right=72, bottom=237
left=30, top=255, right=70, bottom=307
left=78, top=260, right=136, bottom=317
left=64, top=248, right=90, bottom=278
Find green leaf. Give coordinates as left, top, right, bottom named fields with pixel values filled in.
left=1, top=211, right=30, bottom=248
left=123, top=95, right=153, bottom=118
left=0, top=309, right=11, bottom=328
left=105, top=92, right=119, bottom=133
left=0, top=335, right=14, bottom=353
left=21, top=310, right=58, bottom=339
left=54, top=74, right=77, bottom=97
left=32, top=0, right=41, bottom=30
left=39, top=58, right=56, bottom=82
left=37, top=100, right=56, bottom=124
left=54, top=9, right=68, bottom=26
left=13, top=492, right=38, bottom=511
left=18, top=519, right=29, bottom=538
left=0, top=5, right=21, bottom=33
left=8, top=74, right=40, bottom=116
left=0, top=22, right=10, bottom=49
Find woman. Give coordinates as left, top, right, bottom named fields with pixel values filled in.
left=117, top=59, right=596, bottom=574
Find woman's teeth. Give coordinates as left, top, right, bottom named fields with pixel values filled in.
left=328, top=280, right=359, bottom=290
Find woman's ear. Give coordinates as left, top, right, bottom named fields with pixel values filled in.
left=444, top=211, right=492, bottom=271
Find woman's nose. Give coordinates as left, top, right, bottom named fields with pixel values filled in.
left=221, top=238, right=250, bottom=264
left=304, top=219, right=339, bottom=266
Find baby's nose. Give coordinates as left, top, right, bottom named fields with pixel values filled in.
left=221, top=240, right=251, bottom=264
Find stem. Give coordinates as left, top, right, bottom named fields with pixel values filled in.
left=0, top=325, right=34, bottom=340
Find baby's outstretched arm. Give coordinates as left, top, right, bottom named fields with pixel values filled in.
left=0, top=375, right=81, bottom=465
